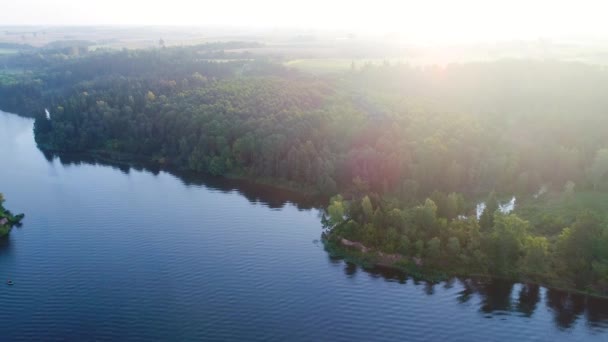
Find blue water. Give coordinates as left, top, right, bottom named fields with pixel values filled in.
left=0, top=110, right=607, bottom=341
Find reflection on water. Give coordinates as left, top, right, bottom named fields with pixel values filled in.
left=334, top=260, right=608, bottom=333
left=40, top=150, right=325, bottom=211
left=0, top=238, right=12, bottom=257
left=2, top=110, right=608, bottom=341
left=39, top=133, right=608, bottom=337
left=547, top=289, right=586, bottom=330
left=517, top=283, right=541, bottom=317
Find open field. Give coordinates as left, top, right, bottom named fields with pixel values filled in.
left=284, top=58, right=409, bottom=74
left=0, top=48, right=18, bottom=55
left=3, top=26, right=608, bottom=68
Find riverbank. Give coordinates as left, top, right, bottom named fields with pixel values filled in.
left=323, top=236, right=449, bottom=282
left=323, top=235, right=608, bottom=299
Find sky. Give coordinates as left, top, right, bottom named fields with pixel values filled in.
left=2, top=0, right=608, bottom=42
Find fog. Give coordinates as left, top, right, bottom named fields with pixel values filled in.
left=3, top=0, right=608, bottom=43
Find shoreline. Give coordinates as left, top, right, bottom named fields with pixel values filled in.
left=4, top=110, right=319, bottom=199
left=323, top=235, right=608, bottom=300
left=22, top=111, right=608, bottom=300
left=38, top=145, right=326, bottom=198
left=38, top=142, right=608, bottom=299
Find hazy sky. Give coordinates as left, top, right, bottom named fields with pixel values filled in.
left=3, top=0, right=607, bottom=42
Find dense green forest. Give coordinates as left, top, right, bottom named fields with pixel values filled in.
left=0, top=193, right=24, bottom=238
left=1, top=44, right=608, bottom=294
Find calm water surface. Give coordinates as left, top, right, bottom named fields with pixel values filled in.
left=0, top=110, right=607, bottom=341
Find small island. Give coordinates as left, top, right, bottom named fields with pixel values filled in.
left=0, top=193, right=24, bottom=238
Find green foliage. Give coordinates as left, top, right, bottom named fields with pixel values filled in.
left=398, top=235, right=411, bottom=255
left=555, top=212, right=607, bottom=289
left=323, top=190, right=608, bottom=295
left=487, top=214, right=530, bottom=276
left=4, top=51, right=608, bottom=199
left=426, top=237, right=441, bottom=261
left=446, top=192, right=465, bottom=221
left=4, top=45, right=608, bottom=295
left=589, top=148, right=608, bottom=190
left=326, top=195, right=346, bottom=228
left=521, top=236, right=550, bottom=276
left=479, top=192, right=498, bottom=231
left=413, top=199, right=438, bottom=232
left=0, top=193, right=24, bottom=238
left=361, top=196, right=373, bottom=221
left=447, top=237, right=461, bottom=256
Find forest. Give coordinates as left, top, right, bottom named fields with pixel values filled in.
left=1, top=44, right=608, bottom=295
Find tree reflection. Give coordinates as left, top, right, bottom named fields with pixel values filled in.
left=456, top=278, right=476, bottom=304
left=546, top=289, right=586, bottom=329
left=0, top=237, right=12, bottom=257
left=478, top=280, right=515, bottom=314
left=517, top=284, right=540, bottom=317
left=344, top=262, right=358, bottom=278
left=329, top=256, right=608, bottom=333
left=424, top=282, right=436, bottom=296
left=41, top=149, right=325, bottom=210
left=586, top=296, right=608, bottom=330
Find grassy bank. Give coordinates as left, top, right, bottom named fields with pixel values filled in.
left=323, top=235, right=608, bottom=299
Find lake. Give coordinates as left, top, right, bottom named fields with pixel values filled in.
left=0, top=110, right=607, bottom=341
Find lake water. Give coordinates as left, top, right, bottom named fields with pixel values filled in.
left=0, top=110, right=607, bottom=341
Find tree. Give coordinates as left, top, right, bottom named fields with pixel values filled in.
left=589, top=148, right=608, bottom=190
left=399, top=235, right=411, bottom=255
left=563, top=180, right=575, bottom=197
left=447, top=236, right=461, bottom=256
left=556, top=211, right=604, bottom=286
left=592, top=227, right=608, bottom=292
left=446, top=192, right=465, bottom=221
left=521, top=236, right=549, bottom=276
left=414, top=239, right=424, bottom=257
left=384, top=227, right=400, bottom=253
left=146, top=91, right=156, bottom=102
left=479, top=192, right=498, bottom=231
left=430, top=191, right=447, bottom=218
left=361, top=195, right=373, bottom=221
left=487, top=214, right=530, bottom=276
left=555, top=146, right=581, bottom=186
left=326, top=195, right=345, bottom=227
left=426, top=237, right=441, bottom=261
left=413, top=198, right=438, bottom=232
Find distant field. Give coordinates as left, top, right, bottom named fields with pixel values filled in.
left=3, top=26, right=608, bottom=68
left=285, top=59, right=354, bottom=73
left=285, top=58, right=408, bottom=74
left=0, top=48, right=18, bottom=55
